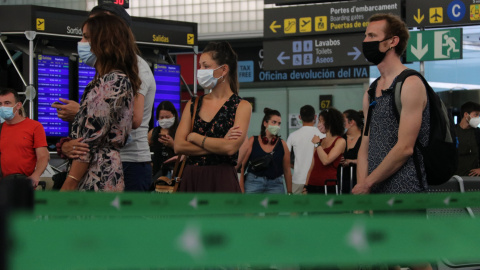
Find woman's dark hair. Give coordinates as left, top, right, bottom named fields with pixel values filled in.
left=156, top=101, right=179, bottom=138
left=260, top=108, right=281, bottom=137
left=319, top=107, right=344, bottom=137
left=82, top=13, right=140, bottom=95
left=202, top=41, right=239, bottom=95
left=343, top=109, right=364, bottom=130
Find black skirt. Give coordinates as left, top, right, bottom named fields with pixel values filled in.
left=177, top=164, right=241, bottom=193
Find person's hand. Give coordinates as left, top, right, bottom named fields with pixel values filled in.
left=186, top=132, right=199, bottom=143
left=62, top=138, right=90, bottom=159
left=158, top=134, right=174, bottom=148
left=302, top=185, right=308, bottom=195
left=469, top=168, right=480, bottom=176
left=52, top=98, right=80, bottom=122
left=311, top=135, right=320, bottom=144
left=224, top=126, right=242, bottom=140
left=342, top=159, right=356, bottom=167
left=29, top=175, right=40, bottom=188
left=339, top=156, right=346, bottom=166
left=352, top=182, right=370, bottom=194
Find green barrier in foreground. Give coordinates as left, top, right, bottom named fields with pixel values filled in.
left=33, top=191, right=480, bottom=217
left=8, top=215, right=480, bottom=270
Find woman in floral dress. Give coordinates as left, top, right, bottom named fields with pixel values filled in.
left=174, top=41, right=252, bottom=192
left=61, top=14, right=140, bottom=191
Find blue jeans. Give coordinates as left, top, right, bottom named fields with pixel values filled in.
left=122, top=162, right=152, bottom=191
left=244, top=173, right=285, bottom=194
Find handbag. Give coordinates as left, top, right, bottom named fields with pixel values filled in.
left=154, top=97, right=199, bottom=193
left=247, top=136, right=279, bottom=173
left=248, top=152, right=274, bottom=172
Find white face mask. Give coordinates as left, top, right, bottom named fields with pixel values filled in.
left=266, top=125, right=280, bottom=136
left=158, top=117, right=175, bottom=129
left=469, top=116, right=480, bottom=128
left=197, top=65, right=224, bottom=90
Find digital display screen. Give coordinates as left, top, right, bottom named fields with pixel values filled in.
left=153, top=64, right=181, bottom=126
left=37, top=54, right=70, bottom=137
left=78, top=58, right=95, bottom=102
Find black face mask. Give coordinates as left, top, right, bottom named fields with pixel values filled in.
left=362, top=37, right=393, bottom=65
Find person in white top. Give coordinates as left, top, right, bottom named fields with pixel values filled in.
left=286, top=105, right=325, bottom=194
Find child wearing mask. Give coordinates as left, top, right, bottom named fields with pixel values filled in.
left=148, top=101, right=179, bottom=179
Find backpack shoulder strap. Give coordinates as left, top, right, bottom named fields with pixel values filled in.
left=392, top=69, right=423, bottom=120
left=363, top=77, right=380, bottom=136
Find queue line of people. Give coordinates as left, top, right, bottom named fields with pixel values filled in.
left=2, top=8, right=478, bottom=213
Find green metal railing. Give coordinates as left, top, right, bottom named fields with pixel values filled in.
left=5, top=192, right=480, bottom=269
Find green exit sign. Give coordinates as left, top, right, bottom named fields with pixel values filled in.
left=406, top=28, right=462, bottom=62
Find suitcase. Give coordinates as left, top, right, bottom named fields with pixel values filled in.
left=338, top=164, right=356, bottom=194
left=324, top=179, right=338, bottom=195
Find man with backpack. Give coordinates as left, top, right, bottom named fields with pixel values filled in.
left=455, top=101, right=480, bottom=176
left=352, top=13, right=431, bottom=195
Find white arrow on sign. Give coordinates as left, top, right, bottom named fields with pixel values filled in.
left=347, top=47, right=361, bottom=60
left=411, top=32, right=428, bottom=60
left=277, top=51, right=290, bottom=65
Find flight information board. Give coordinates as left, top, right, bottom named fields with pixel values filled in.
left=37, top=54, right=70, bottom=137
left=153, top=64, right=181, bottom=126
left=78, top=59, right=95, bottom=102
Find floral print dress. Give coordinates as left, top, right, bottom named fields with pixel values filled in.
left=71, top=71, right=134, bottom=191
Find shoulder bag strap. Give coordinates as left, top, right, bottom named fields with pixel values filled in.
left=172, top=97, right=199, bottom=191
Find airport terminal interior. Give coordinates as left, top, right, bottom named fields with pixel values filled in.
left=0, top=0, right=479, bottom=269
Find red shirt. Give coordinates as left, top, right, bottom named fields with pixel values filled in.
left=0, top=118, right=47, bottom=177
left=307, top=136, right=342, bottom=186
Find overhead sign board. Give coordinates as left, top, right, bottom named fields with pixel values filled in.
left=264, top=0, right=401, bottom=38
left=0, top=5, right=197, bottom=47
left=406, top=0, right=480, bottom=28
left=263, top=33, right=369, bottom=70
left=406, top=28, right=463, bottom=62
left=265, top=0, right=343, bottom=4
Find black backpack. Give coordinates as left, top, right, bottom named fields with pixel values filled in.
left=364, top=69, right=458, bottom=186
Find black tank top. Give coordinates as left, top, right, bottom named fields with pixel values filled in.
left=248, top=136, right=285, bottom=179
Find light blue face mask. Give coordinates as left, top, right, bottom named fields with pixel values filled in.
left=77, top=42, right=97, bottom=67
left=0, top=106, right=16, bottom=121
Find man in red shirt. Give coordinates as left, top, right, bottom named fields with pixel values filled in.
left=0, top=88, right=49, bottom=187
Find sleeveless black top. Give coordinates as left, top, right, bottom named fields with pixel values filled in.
left=187, top=94, right=242, bottom=166
left=248, top=136, right=285, bottom=179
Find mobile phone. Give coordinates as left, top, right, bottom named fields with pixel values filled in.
left=51, top=101, right=63, bottom=111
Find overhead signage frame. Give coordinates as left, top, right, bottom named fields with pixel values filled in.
left=263, top=33, right=369, bottom=70
left=264, top=0, right=401, bottom=38
left=264, top=0, right=348, bottom=5
left=406, top=28, right=463, bottom=62
left=406, top=0, right=480, bottom=29
left=0, top=5, right=197, bottom=47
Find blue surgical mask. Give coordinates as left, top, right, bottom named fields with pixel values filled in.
left=197, top=65, right=224, bottom=90
left=78, top=42, right=97, bottom=67
left=0, top=106, right=16, bottom=121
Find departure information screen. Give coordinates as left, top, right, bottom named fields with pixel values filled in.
left=78, top=59, right=95, bottom=102
left=153, top=64, right=181, bottom=126
left=37, top=54, right=70, bottom=137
